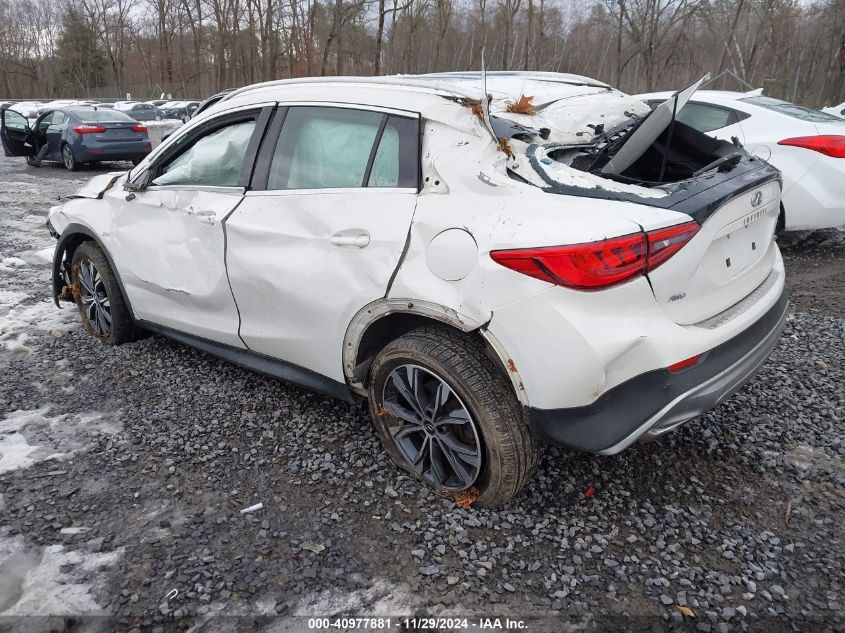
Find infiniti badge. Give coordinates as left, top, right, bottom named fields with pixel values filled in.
left=751, top=191, right=763, bottom=207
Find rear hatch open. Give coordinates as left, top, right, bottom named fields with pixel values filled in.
left=500, top=76, right=782, bottom=325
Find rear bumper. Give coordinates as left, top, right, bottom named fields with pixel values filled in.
left=77, top=142, right=151, bottom=161
left=525, top=287, right=789, bottom=454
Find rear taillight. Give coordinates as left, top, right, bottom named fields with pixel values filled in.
left=73, top=125, right=105, bottom=134
left=131, top=124, right=147, bottom=132
left=777, top=135, right=845, bottom=158
left=490, top=221, right=699, bottom=290
left=646, top=221, right=701, bottom=270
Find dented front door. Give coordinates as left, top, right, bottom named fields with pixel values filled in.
left=108, top=184, right=246, bottom=347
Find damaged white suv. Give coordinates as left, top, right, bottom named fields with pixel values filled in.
left=45, top=72, right=788, bottom=506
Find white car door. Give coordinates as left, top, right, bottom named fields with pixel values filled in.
left=109, top=105, right=272, bottom=347
left=225, top=104, right=420, bottom=381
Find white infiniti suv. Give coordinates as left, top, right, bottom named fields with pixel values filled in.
left=42, top=72, right=788, bottom=506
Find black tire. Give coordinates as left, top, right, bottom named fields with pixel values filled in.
left=368, top=326, right=539, bottom=508
left=62, top=144, right=80, bottom=171
left=131, top=157, right=142, bottom=166
left=71, top=241, right=138, bottom=345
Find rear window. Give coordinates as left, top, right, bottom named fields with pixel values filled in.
left=739, top=96, right=841, bottom=122
left=71, top=107, right=135, bottom=122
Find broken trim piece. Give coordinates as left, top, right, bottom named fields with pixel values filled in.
left=343, top=298, right=484, bottom=385
left=524, top=144, right=782, bottom=225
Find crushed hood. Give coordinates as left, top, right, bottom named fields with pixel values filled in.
left=70, top=172, right=124, bottom=199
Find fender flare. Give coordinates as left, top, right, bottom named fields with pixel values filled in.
left=342, top=298, right=529, bottom=405
left=52, top=223, right=135, bottom=319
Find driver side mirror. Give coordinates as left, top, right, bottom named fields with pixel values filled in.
left=124, top=170, right=151, bottom=192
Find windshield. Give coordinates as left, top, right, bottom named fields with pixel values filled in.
left=71, top=107, right=135, bottom=122
left=739, top=96, right=841, bottom=122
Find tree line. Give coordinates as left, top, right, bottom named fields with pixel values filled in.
left=0, top=0, right=842, bottom=107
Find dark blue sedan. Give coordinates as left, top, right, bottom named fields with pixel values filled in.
left=0, top=105, right=152, bottom=171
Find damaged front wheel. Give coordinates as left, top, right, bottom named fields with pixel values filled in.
left=71, top=242, right=138, bottom=345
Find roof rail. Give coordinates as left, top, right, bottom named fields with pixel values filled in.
left=219, top=71, right=610, bottom=104
left=219, top=75, right=475, bottom=105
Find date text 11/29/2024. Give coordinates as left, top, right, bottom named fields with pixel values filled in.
left=307, top=617, right=528, bottom=630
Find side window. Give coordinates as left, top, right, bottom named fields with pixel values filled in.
left=266, top=106, right=418, bottom=190
left=52, top=112, right=68, bottom=126
left=152, top=118, right=256, bottom=187
left=2, top=109, right=29, bottom=131
left=368, top=116, right=418, bottom=188
left=676, top=103, right=733, bottom=133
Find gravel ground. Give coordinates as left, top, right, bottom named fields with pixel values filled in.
left=0, top=129, right=843, bottom=633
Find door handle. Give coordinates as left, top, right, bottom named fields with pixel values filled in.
left=329, top=232, right=370, bottom=248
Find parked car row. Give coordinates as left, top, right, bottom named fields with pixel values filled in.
left=0, top=98, right=204, bottom=123
left=0, top=105, right=151, bottom=170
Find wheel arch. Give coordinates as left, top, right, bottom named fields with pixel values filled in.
left=52, top=224, right=134, bottom=318
left=343, top=299, right=529, bottom=404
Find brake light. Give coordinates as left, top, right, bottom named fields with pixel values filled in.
left=73, top=125, right=105, bottom=134
left=490, top=221, right=699, bottom=290
left=647, top=221, right=701, bottom=270
left=131, top=124, right=147, bottom=132
left=777, top=135, right=845, bottom=158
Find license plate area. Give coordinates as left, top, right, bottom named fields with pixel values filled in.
left=701, top=204, right=777, bottom=282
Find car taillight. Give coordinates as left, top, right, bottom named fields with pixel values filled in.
left=646, top=221, right=701, bottom=270
left=490, top=221, right=699, bottom=290
left=73, top=125, right=105, bottom=134
left=131, top=124, right=147, bottom=132
left=777, top=135, right=845, bottom=158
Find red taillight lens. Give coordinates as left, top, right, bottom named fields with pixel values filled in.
left=668, top=354, right=701, bottom=372
left=73, top=125, right=105, bottom=134
left=490, top=232, right=647, bottom=289
left=777, top=135, right=845, bottom=158
left=490, top=221, right=699, bottom=290
left=646, top=221, right=700, bottom=271
left=131, top=124, right=147, bottom=132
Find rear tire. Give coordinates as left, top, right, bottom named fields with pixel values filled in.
left=131, top=157, right=142, bottom=166
left=71, top=242, right=138, bottom=345
left=62, top=144, right=80, bottom=171
left=776, top=205, right=786, bottom=236
left=368, top=326, right=539, bottom=508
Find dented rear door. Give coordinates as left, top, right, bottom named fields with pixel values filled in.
left=224, top=105, right=420, bottom=381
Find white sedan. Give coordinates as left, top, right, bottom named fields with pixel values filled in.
left=23, top=74, right=787, bottom=506
left=637, top=89, right=845, bottom=231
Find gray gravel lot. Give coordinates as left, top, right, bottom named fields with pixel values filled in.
left=0, top=127, right=843, bottom=632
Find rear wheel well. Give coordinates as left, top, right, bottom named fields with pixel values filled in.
left=352, top=314, right=510, bottom=387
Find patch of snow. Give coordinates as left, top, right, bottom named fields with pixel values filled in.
left=0, top=408, right=120, bottom=474
left=293, top=579, right=419, bottom=617
left=0, top=290, right=29, bottom=308
left=0, top=299, right=78, bottom=353
left=34, top=247, right=55, bottom=263
left=0, top=535, right=121, bottom=616
left=0, top=433, right=43, bottom=473
left=1, top=257, right=26, bottom=268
